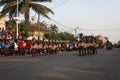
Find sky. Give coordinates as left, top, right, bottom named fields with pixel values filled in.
left=0, top=0, right=120, bottom=43
left=39, top=0, right=120, bottom=43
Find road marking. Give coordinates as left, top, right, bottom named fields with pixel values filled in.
left=41, top=71, right=71, bottom=80
left=0, top=64, right=24, bottom=70
left=0, top=59, right=41, bottom=62
left=54, top=67, right=102, bottom=74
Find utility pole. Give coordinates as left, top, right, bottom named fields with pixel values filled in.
left=75, top=27, right=79, bottom=37
left=38, top=12, right=40, bottom=39
left=14, top=0, right=22, bottom=39
left=16, top=0, right=18, bottom=39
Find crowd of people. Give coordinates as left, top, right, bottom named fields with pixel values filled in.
left=0, top=36, right=98, bottom=57
left=78, top=36, right=98, bottom=56
left=0, top=30, right=119, bottom=57
left=0, top=31, right=102, bottom=57
left=0, top=36, right=78, bottom=57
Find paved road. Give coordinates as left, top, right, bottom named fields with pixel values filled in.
left=0, top=48, right=120, bottom=80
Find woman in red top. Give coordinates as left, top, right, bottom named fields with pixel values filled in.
left=25, top=40, right=31, bottom=54
left=18, top=40, right=24, bottom=56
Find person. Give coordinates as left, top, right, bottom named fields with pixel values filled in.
left=0, top=39, right=7, bottom=56
left=14, top=40, right=18, bottom=55
left=18, top=40, right=24, bottom=56
left=25, top=40, right=31, bottom=55
left=31, top=38, right=37, bottom=56
left=78, top=40, right=84, bottom=56
left=38, top=42, right=43, bottom=56
left=0, top=39, right=5, bottom=49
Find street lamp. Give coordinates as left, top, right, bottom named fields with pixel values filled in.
left=75, top=27, right=79, bottom=37
left=14, top=0, right=23, bottom=39
left=16, top=0, right=19, bottom=39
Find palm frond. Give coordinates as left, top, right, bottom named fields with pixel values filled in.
left=31, top=0, right=52, bottom=2
left=2, top=1, right=16, bottom=11
left=0, top=0, right=13, bottom=6
left=20, top=1, right=29, bottom=13
left=30, top=3, right=54, bottom=14
left=0, top=0, right=54, bottom=21
left=0, top=8, right=9, bottom=18
left=9, top=7, right=17, bottom=19
left=0, top=1, right=18, bottom=19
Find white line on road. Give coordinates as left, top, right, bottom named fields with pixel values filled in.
left=54, top=67, right=102, bottom=74
left=0, top=64, right=24, bottom=70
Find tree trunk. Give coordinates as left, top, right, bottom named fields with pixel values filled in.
left=25, top=10, right=29, bottom=23
left=38, top=12, right=40, bottom=38
left=38, top=12, right=40, bottom=23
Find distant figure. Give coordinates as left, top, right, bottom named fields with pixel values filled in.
left=106, top=41, right=113, bottom=50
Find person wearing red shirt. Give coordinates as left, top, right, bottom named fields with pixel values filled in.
left=25, top=40, right=31, bottom=54
left=18, top=39, right=24, bottom=56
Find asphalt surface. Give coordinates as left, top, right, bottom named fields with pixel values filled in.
left=0, top=48, right=120, bottom=80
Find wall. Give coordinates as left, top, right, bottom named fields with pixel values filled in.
left=0, top=16, right=5, bottom=31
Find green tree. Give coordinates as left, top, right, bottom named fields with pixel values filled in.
left=44, top=31, right=75, bottom=42
left=49, top=24, right=58, bottom=33
left=6, top=20, right=16, bottom=30
left=0, top=0, right=54, bottom=22
left=6, top=20, right=28, bottom=37
left=19, top=21, right=28, bottom=37
left=104, top=37, right=109, bottom=41
left=40, top=21, right=48, bottom=28
left=44, top=33, right=49, bottom=39
left=118, top=40, right=120, bottom=45
left=44, top=32, right=59, bottom=40
left=59, top=32, right=75, bottom=41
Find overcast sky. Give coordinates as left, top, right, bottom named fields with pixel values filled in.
left=0, top=0, right=120, bottom=42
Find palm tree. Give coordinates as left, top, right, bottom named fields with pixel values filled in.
left=0, top=0, right=54, bottom=22
left=49, top=24, right=58, bottom=33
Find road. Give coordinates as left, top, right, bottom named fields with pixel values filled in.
left=0, top=48, right=120, bottom=80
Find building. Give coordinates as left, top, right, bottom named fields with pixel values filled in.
left=27, top=23, right=51, bottom=40
left=0, top=16, right=6, bottom=31
left=96, top=35, right=107, bottom=44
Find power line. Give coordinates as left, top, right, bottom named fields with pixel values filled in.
left=48, top=18, right=74, bottom=33
left=50, top=18, right=70, bottom=28
left=51, top=0, right=69, bottom=9
left=78, top=28, right=120, bottom=31
left=47, top=0, right=59, bottom=6
left=50, top=18, right=119, bottom=32
left=41, top=0, right=69, bottom=9
left=50, top=0, right=64, bottom=7
left=45, top=17, right=120, bottom=32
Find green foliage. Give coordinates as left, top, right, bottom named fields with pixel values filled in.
left=44, top=31, right=75, bottom=42
left=104, top=37, right=109, bottom=41
left=6, top=20, right=16, bottom=30
left=44, top=32, right=59, bottom=40
left=0, top=0, right=54, bottom=22
left=49, top=24, right=58, bottom=33
left=40, top=21, right=76, bottom=42
left=6, top=20, right=29, bottom=37
left=118, top=40, right=120, bottom=45
left=58, top=32, right=75, bottom=41
left=19, top=21, right=29, bottom=37
left=40, top=21, right=48, bottom=28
